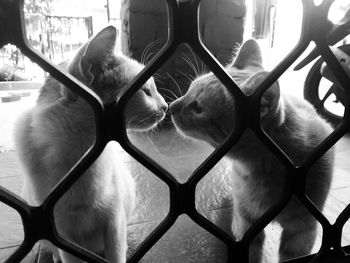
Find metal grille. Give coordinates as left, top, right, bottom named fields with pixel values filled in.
left=1, top=0, right=350, bottom=262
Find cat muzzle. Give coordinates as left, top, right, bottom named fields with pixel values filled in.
left=169, top=100, right=181, bottom=115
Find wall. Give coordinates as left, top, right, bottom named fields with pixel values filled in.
left=121, top=0, right=246, bottom=97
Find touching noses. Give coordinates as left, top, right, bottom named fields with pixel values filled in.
left=169, top=100, right=181, bottom=115
left=161, top=102, right=168, bottom=113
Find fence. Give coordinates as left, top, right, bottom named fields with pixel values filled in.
left=0, top=0, right=350, bottom=262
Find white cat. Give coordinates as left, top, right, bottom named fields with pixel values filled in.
left=170, top=40, right=334, bottom=262
left=15, top=26, right=168, bottom=263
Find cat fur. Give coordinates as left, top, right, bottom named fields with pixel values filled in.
left=169, top=39, right=334, bottom=262
left=15, top=26, right=167, bottom=263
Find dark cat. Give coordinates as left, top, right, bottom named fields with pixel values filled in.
left=169, top=40, right=334, bottom=262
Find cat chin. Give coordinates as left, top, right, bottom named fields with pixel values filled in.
left=131, top=122, right=159, bottom=132
left=174, top=128, right=203, bottom=144
left=128, top=120, right=159, bottom=131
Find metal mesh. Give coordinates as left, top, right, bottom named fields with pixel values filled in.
left=0, top=0, right=350, bottom=262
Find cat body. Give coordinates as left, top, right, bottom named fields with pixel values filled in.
left=15, top=26, right=167, bottom=263
left=170, top=40, right=334, bottom=262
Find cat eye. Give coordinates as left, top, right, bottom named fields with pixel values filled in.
left=142, top=87, right=152, bottom=96
left=188, top=101, right=202, bottom=114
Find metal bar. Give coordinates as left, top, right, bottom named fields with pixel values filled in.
left=0, top=0, right=350, bottom=262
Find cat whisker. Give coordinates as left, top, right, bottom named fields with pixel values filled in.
left=126, top=115, right=139, bottom=128
left=126, top=112, right=153, bottom=128
left=138, top=115, right=159, bottom=128
left=141, top=41, right=155, bottom=64
left=136, top=118, right=148, bottom=127
left=145, top=52, right=155, bottom=64
left=180, top=71, right=195, bottom=83
left=141, top=39, right=163, bottom=64
left=131, top=117, right=149, bottom=129
left=161, top=94, right=176, bottom=103
left=200, top=60, right=207, bottom=75
left=182, top=55, right=199, bottom=77
left=158, top=87, right=179, bottom=101
left=166, top=73, right=183, bottom=97
left=128, top=111, right=164, bottom=129
left=188, top=47, right=201, bottom=76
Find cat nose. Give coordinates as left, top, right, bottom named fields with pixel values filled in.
left=161, top=103, right=168, bottom=113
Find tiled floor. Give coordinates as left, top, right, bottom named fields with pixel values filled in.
left=1, top=127, right=350, bottom=262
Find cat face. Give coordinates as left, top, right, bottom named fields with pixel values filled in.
left=169, top=40, right=281, bottom=147
left=64, top=26, right=168, bottom=131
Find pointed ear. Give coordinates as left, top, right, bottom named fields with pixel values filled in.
left=242, top=71, right=280, bottom=117
left=261, top=80, right=280, bottom=118
left=232, top=39, right=263, bottom=69
left=257, top=72, right=280, bottom=118
left=68, top=26, right=117, bottom=88
left=82, top=25, right=117, bottom=67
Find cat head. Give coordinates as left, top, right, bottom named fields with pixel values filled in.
left=63, top=26, right=168, bottom=130
left=169, top=39, right=282, bottom=147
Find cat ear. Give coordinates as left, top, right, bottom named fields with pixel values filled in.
left=82, top=25, right=117, bottom=67
left=68, top=26, right=117, bottom=88
left=242, top=71, right=280, bottom=117
left=231, top=39, right=263, bottom=69
left=261, top=80, right=280, bottom=118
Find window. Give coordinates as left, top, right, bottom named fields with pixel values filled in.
left=0, top=0, right=350, bottom=262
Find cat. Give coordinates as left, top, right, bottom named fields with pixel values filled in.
left=15, top=26, right=168, bottom=263
left=169, top=39, right=334, bottom=262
